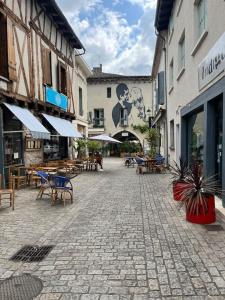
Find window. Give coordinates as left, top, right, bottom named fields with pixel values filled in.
left=94, top=109, right=104, bottom=127
left=58, top=61, right=67, bottom=95
left=79, top=87, right=83, bottom=116
left=107, top=87, right=111, bottom=98
left=120, top=108, right=128, bottom=126
left=169, top=59, right=174, bottom=88
left=42, top=47, right=52, bottom=86
left=158, top=71, right=165, bottom=105
left=170, top=120, right=175, bottom=149
left=0, top=14, right=16, bottom=81
left=187, top=110, right=204, bottom=165
left=0, top=13, right=8, bottom=78
left=178, top=31, right=185, bottom=72
left=196, top=0, right=207, bottom=39
left=168, top=13, right=174, bottom=39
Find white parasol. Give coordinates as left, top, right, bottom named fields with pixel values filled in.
left=89, top=134, right=122, bottom=144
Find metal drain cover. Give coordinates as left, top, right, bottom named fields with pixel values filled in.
left=204, top=224, right=224, bottom=231
left=10, top=245, right=54, bottom=262
left=0, top=274, right=43, bottom=300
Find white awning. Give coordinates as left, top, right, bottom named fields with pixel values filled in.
left=42, top=114, right=82, bottom=138
left=4, top=103, right=50, bottom=139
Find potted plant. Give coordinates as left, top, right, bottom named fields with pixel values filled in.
left=170, top=158, right=189, bottom=201
left=181, top=164, right=221, bottom=224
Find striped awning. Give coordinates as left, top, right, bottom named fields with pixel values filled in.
left=4, top=103, right=50, bottom=139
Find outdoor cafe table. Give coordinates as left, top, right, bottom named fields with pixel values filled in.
left=143, top=159, right=157, bottom=173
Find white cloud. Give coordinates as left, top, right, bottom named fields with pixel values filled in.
left=125, top=0, right=157, bottom=10
left=56, top=0, right=157, bottom=75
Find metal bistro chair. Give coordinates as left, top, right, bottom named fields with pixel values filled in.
left=36, top=171, right=52, bottom=200
left=51, top=176, right=73, bottom=206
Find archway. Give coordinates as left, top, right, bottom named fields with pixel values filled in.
left=110, top=131, right=142, bottom=157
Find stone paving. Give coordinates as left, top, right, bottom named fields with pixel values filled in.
left=1, top=158, right=225, bottom=299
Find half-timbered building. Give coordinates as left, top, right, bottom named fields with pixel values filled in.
left=0, top=0, right=89, bottom=184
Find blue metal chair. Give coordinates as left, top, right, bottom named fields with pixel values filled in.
left=51, top=175, right=73, bottom=206
left=36, top=171, right=52, bottom=200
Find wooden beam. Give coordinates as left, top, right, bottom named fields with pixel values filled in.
left=30, top=21, right=74, bottom=68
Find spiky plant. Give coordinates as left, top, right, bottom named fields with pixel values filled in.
left=180, top=164, right=222, bottom=215
left=170, top=158, right=189, bottom=183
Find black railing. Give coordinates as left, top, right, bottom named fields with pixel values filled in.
left=93, top=118, right=104, bottom=128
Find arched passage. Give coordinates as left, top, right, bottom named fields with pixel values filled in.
left=110, top=131, right=142, bottom=157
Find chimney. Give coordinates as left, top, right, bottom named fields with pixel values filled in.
left=93, top=64, right=103, bottom=76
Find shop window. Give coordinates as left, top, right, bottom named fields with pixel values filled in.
left=42, top=47, right=52, bottom=86
left=107, top=87, right=111, bottom=98
left=58, top=61, right=67, bottom=95
left=187, top=110, right=204, bottom=165
left=3, top=108, right=23, bottom=166
left=170, top=120, right=175, bottom=149
left=93, top=109, right=104, bottom=127
left=79, top=87, right=83, bottom=116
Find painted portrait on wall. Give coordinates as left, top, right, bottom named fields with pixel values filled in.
left=112, top=83, right=146, bottom=127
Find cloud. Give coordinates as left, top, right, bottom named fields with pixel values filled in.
left=56, top=0, right=156, bottom=75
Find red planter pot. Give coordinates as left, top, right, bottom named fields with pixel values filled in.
left=173, top=181, right=188, bottom=201
left=186, top=194, right=216, bottom=224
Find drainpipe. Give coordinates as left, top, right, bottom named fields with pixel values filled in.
left=155, top=29, right=169, bottom=166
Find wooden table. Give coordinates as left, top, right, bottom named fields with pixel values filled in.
left=144, top=159, right=157, bottom=173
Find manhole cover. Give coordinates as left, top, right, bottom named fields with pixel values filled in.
left=0, top=274, right=43, bottom=300
left=10, top=245, right=54, bottom=262
left=204, top=224, right=224, bottom=231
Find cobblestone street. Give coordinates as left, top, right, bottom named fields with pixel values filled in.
left=1, top=158, right=225, bottom=299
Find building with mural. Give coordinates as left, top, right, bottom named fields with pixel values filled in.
left=87, top=65, right=152, bottom=155
left=0, top=0, right=90, bottom=185
left=153, top=0, right=225, bottom=204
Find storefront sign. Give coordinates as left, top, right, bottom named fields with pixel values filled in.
left=198, top=32, right=225, bottom=90
left=122, top=132, right=129, bottom=137
left=45, top=86, right=68, bottom=111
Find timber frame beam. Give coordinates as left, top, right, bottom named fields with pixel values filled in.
left=30, top=21, right=74, bottom=68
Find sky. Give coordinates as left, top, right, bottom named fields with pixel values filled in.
left=56, top=0, right=157, bottom=76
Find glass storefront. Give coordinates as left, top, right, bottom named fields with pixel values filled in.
left=215, top=99, right=223, bottom=184
left=42, top=118, right=68, bottom=161
left=187, top=110, right=204, bottom=165
left=3, top=108, right=23, bottom=166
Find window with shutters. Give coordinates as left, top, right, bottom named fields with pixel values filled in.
left=0, top=13, right=8, bottom=78
left=42, top=47, right=52, bottom=86
left=79, top=87, right=83, bottom=116
left=58, top=61, right=67, bottom=95
left=93, top=109, right=104, bottom=128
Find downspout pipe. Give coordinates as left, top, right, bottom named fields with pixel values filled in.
left=155, top=29, right=169, bottom=166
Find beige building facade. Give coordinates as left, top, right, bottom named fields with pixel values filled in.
left=0, top=0, right=89, bottom=183
left=87, top=65, right=152, bottom=154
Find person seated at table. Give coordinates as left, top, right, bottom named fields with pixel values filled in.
left=95, top=151, right=103, bottom=171
left=135, top=153, right=145, bottom=174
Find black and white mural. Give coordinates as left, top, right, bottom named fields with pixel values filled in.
left=112, top=83, right=146, bottom=127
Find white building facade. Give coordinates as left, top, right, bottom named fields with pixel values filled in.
left=87, top=65, right=152, bottom=154
left=154, top=0, right=225, bottom=204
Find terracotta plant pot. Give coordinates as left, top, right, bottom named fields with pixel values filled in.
left=173, top=181, right=188, bottom=201
left=186, top=194, right=216, bottom=224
